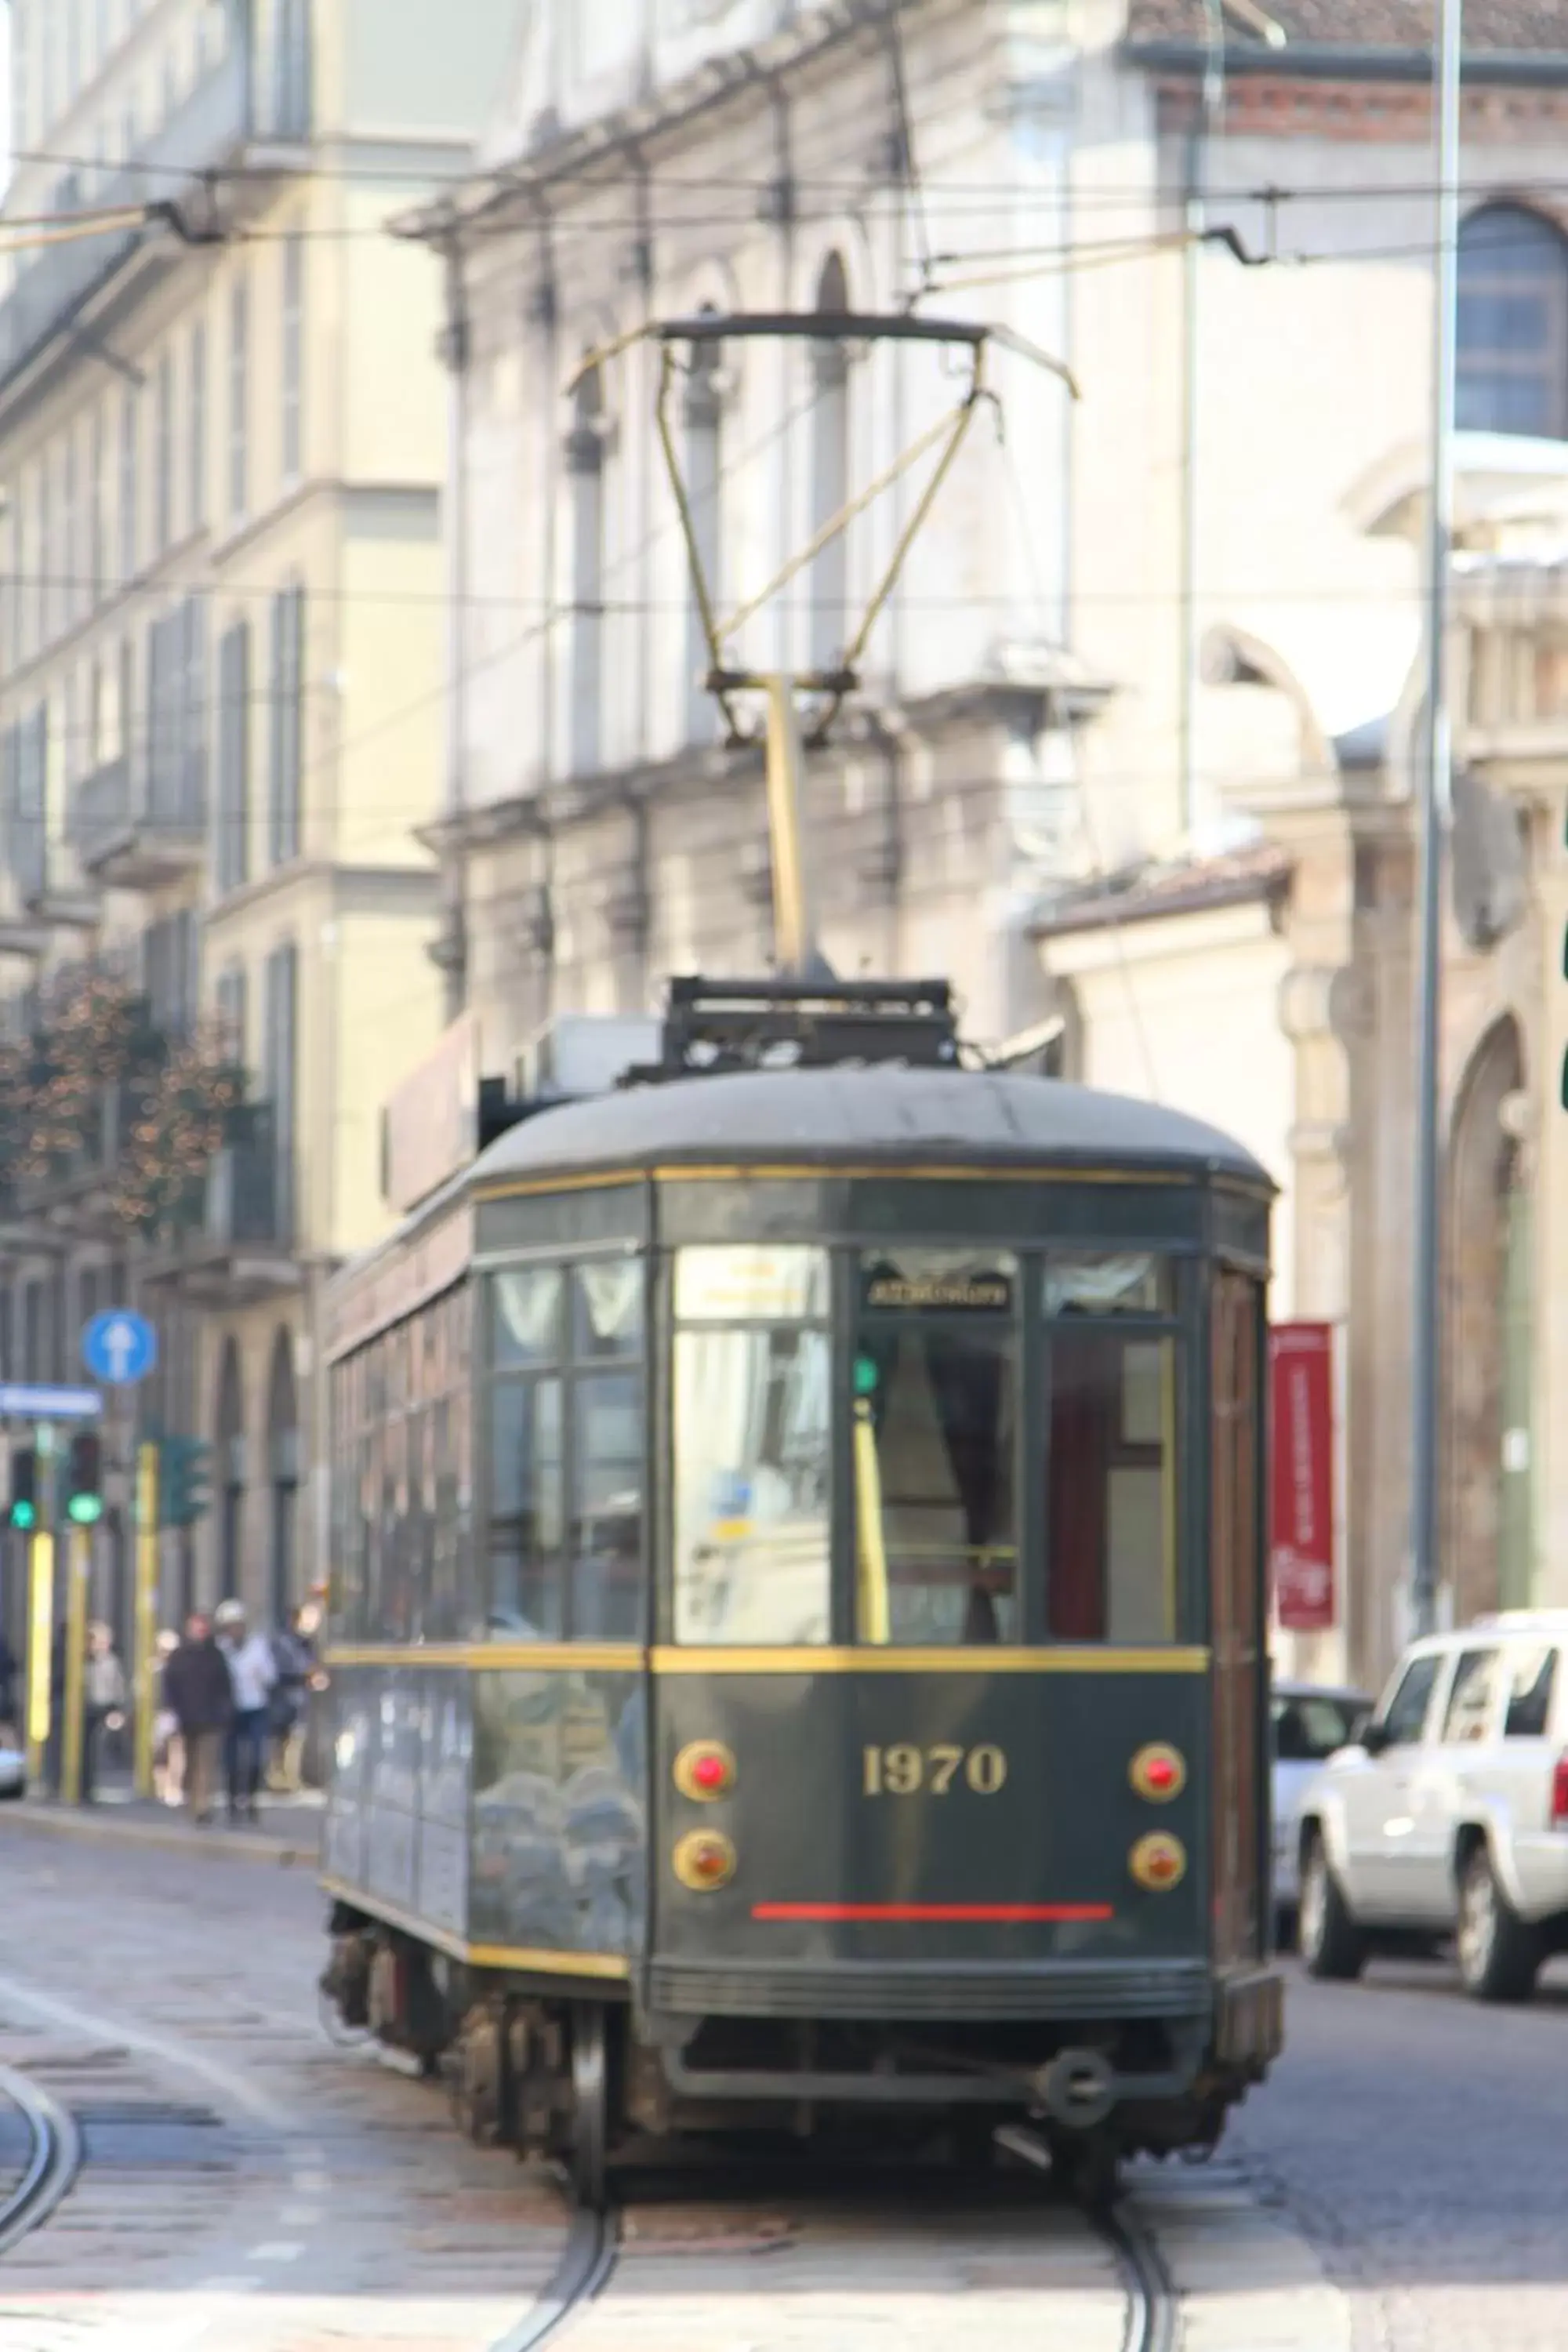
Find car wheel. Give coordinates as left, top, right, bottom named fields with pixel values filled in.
left=1456, top=1845, right=1538, bottom=2003
left=1298, top=1833, right=1366, bottom=1980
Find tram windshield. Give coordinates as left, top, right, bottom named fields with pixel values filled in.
left=1044, top=1255, right=1179, bottom=1642
left=853, top=1250, right=1019, bottom=1645
left=672, top=1248, right=833, bottom=1644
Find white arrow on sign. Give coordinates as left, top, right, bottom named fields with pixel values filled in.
left=102, top=1318, right=140, bottom=1381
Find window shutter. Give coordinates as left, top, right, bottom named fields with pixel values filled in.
left=264, top=942, right=298, bottom=1241
left=216, top=620, right=251, bottom=893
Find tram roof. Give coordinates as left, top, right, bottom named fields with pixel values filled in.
left=470, top=1066, right=1271, bottom=1189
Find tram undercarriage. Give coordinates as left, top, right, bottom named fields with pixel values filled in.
left=322, top=1903, right=1276, bottom=2205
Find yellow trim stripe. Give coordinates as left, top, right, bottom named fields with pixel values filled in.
left=325, top=1642, right=1210, bottom=1675
left=468, top=1161, right=1266, bottom=1203
left=649, top=1646, right=1210, bottom=1675
left=319, top=1875, right=632, bottom=1980
left=325, top=1643, right=643, bottom=1672
left=473, top=1169, right=644, bottom=1203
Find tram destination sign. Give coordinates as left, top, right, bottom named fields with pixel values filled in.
left=862, top=1268, right=1012, bottom=1313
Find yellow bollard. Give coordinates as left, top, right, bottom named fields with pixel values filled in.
left=24, top=1534, right=54, bottom=1786
left=132, top=1443, right=159, bottom=1801
left=60, top=1525, right=90, bottom=1806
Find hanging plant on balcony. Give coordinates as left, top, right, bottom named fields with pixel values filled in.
left=9, top=967, right=154, bottom=1188
left=114, top=1023, right=248, bottom=1236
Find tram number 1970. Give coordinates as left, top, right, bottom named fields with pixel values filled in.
left=862, top=1743, right=1007, bottom=1797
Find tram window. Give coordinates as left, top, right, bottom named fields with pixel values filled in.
left=488, top=1378, right=566, bottom=1636
left=492, top=1266, right=564, bottom=1366
left=484, top=1260, right=644, bottom=1640
left=853, top=1248, right=1018, bottom=1645
left=573, top=1261, right=642, bottom=1359
left=1045, top=1330, right=1179, bottom=1642
left=571, top=1370, right=644, bottom=1638
left=673, top=1245, right=831, bottom=1644
left=1045, top=1254, right=1172, bottom=1318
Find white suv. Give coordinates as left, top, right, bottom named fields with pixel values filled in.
left=1297, top=1612, right=1568, bottom=2002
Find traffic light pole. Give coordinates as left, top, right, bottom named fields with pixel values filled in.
left=60, top=1524, right=89, bottom=1806
left=24, top=1530, right=53, bottom=1787
left=132, top=1442, right=159, bottom=1801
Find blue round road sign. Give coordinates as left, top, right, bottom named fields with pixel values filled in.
left=82, top=1308, right=158, bottom=1386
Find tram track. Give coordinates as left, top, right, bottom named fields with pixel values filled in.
left=488, top=2146, right=1183, bottom=2352
left=0, top=2061, right=82, bottom=2258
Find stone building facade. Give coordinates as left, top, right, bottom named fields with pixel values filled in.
left=396, top=0, right=1568, bottom=1685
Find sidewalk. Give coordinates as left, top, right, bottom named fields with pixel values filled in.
left=0, top=1784, right=324, bottom=1868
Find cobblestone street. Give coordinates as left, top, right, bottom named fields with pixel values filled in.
left=5, top=1820, right=1565, bottom=2349
left=1234, top=1955, right=1568, bottom=2352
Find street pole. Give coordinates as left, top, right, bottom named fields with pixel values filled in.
left=132, top=1441, right=159, bottom=1801
left=762, top=677, right=816, bottom=974
left=24, top=1532, right=53, bottom=1787
left=60, top=1524, right=89, bottom=1807
left=1411, top=0, right=1463, bottom=1642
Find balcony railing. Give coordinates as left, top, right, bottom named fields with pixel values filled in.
left=0, top=32, right=251, bottom=396
left=68, top=752, right=205, bottom=887
left=207, top=1105, right=290, bottom=1251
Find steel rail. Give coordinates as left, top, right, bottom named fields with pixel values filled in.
left=1099, top=2195, right=1180, bottom=2352
left=0, top=2063, right=82, bottom=2256
left=488, top=2201, right=619, bottom=2352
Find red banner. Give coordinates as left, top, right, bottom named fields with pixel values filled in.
left=1269, top=1323, right=1336, bottom=1632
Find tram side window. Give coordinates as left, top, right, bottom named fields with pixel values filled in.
left=672, top=1247, right=831, bottom=1645
left=1044, top=1255, right=1181, bottom=1642
left=485, top=1260, right=644, bottom=1640
left=852, top=1247, right=1018, bottom=1644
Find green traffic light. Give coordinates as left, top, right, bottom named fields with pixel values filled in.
left=10, top=1502, right=35, bottom=1531
left=67, top=1494, right=103, bottom=1526
left=854, top=1356, right=879, bottom=1396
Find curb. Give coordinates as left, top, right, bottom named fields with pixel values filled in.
left=0, top=1801, right=321, bottom=1870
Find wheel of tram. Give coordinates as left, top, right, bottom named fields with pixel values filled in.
left=569, top=2005, right=610, bottom=2210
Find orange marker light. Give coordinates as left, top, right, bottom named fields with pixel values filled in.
left=1129, top=1743, right=1187, bottom=1803
left=1130, top=1831, right=1187, bottom=1892
left=673, top=1829, right=737, bottom=1891
left=673, top=1740, right=737, bottom=1802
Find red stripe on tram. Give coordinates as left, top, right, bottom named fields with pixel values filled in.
left=750, top=1901, right=1116, bottom=1924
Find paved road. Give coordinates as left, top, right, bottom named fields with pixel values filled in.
left=1234, top=1951, right=1568, bottom=2352
left=29, top=1823, right=1568, bottom=2348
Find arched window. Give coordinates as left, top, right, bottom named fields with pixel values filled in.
left=566, top=361, right=605, bottom=775
left=809, top=253, right=850, bottom=673
left=1457, top=205, right=1568, bottom=441
left=684, top=312, right=724, bottom=744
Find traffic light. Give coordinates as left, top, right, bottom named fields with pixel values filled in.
left=159, top=1435, right=212, bottom=1529
left=8, top=1447, right=37, bottom=1531
left=64, top=1432, right=103, bottom=1526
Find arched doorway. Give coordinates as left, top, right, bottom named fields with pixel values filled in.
left=267, top=1327, right=299, bottom=1631
left=216, top=1338, right=245, bottom=1606
left=1443, top=1016, right=1534, bottom=1621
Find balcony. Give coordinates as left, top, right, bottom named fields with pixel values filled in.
left=70, top=754, right=206, bottom=890
left=0, top=32, right=252, bottom=402
left=142, top=1107, right=298, bottom=1304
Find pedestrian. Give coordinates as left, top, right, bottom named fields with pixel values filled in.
left=162, top=1612, right=231, bottom=1824
left=0, top=1624, right=16, bottom=1744
left=152, top=1628, right=183, bottom=1806
left=45, top=1620, right=66, bottom=1795
left=80, top=1621, right=127, bottom=1803
left=214, top=1598, right=276, bottom=1823
left=266, top=1604, right=316, bottom=1793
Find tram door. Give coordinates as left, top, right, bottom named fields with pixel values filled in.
left=1210, top=1273, right=1265, bottom=1967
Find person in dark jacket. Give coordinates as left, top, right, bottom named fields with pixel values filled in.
left=161, top=1613, right=232, bottom=1824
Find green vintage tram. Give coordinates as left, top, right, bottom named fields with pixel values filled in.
left=320, top=978, right=1281, bottom=2200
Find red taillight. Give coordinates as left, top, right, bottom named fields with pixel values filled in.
left=1552, top=1755, right=1568, bottom=1826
